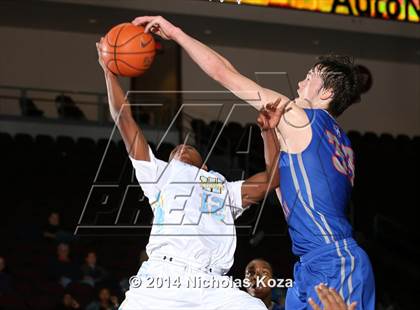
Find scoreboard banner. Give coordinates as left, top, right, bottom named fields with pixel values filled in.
left=222, top=0, right=419, bottom=23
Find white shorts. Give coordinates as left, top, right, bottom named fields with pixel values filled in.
left=119, top=258, right=266, bottom=310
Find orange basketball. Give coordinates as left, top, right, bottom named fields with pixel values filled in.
left=101, top=23, right=156, bottom=77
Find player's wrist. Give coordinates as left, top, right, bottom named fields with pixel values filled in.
left=259, top=127, right=270, bottom=135
left=171, top=27, right=184, bottom=43
left=104, top=68, right=116, bottom=79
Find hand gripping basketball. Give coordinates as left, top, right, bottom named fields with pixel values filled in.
left=132, top=16, right=179, bottom=40
left=96, top=38, right=108, bottom=73
left=98, top=23, right=156, bottom=77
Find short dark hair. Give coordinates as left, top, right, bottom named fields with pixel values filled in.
left=311, top=54, right=363, bottom=117
left=246, top=258, right=273, bottom=275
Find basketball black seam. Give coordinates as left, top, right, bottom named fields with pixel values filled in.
left=117, top=58, right=152, bottom=72
left=107, top=59, right=117, bottom=75
left=106, top=27, right=147, bottom=48
left=114, top=24, right=127, bottom=76
left=106, top=23, right=126, bottom=47
left=115, top=32, right=146, bottom=48
left=99, top=48, right=154, bottom=55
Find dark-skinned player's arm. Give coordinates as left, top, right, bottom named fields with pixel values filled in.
left=131, top=16, right=291, bottom=111
left=96, top=38, right=149, bottom=161
left=240, top=103, right=283, bottom=209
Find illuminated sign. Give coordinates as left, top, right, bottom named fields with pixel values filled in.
left=223, top=0, right=419, bottom=23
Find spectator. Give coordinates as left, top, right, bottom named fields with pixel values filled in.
left=81, top=251, right=108, bottom=287
left=86, top=287, right=119, bottom=310
left=43, top=211, right=60, bottom=240
left=55, top=293, right=80, bottom=309
left=0, top=256, right=13, bottom=295
left=43, top=211, right=75, bottom=243
left=19, top=96, right=44, bottom=117
left=55, top=94, right=85, bottom=120
left=245, top=258, right=284, bottom=310
left=49, top=243, right=81, bottom=287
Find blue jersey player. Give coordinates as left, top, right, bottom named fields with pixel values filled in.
left=135, top=16, right=375, bottom=309
left=256, top=56, right=375, bottom=309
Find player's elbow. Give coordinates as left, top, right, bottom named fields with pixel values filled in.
left=253, top=182, right=274, bottom=202
left=212, top=66, right=224, bottom=83
left=213, top=65, right=235, bottom=85
left=268, top=179, right=279, bottom=192
left=269, top=170, right=280, bottom=190
left=111, top=105, right=132, bottom=123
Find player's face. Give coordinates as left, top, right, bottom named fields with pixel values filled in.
left=169, top=144, right=205, bottom=169
left=297, top=67, right=324, bottom=105
left=245, top=260, right=273, bottom=299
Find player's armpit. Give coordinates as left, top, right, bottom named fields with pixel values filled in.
left=276, top=102, right=312, bottom=154
left=214, top=68, right=290, bottom=111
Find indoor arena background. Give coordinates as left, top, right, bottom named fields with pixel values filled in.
left=0, top=0, right=419, bottom=309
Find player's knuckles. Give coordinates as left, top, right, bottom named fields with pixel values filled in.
left=308, top=300, right=319, bottom=310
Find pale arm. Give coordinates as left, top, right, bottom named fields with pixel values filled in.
left=173, top=28, right=290, bottom=110
left=131, top=16, right=290, bottom=110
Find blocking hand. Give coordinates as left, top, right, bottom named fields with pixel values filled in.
left=132, top=16, right=178, bottom=40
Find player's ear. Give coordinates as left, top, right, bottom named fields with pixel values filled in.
left=320, top=87, right=333, bottom=100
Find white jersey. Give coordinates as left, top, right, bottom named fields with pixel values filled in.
left=129, top=146, right=245, bottom=275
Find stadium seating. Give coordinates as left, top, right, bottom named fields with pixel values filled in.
left=1, top=123, right=419, bottom=309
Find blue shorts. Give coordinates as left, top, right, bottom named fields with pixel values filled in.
left=286, top=238, right=375, bottom=310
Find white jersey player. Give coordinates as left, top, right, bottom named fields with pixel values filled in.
left=96, top=38, right=280, bottom=310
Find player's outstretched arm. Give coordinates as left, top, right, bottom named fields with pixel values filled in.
left=131, top=16, right=290, bottom=111
left=240, top=105, right=282, bottom=208
left=96, top=39, right=150, bottom=161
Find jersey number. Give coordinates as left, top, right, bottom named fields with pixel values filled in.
left=326, top=130, right=355, bottom=185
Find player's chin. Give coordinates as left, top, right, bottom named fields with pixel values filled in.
left=247, top=287, right=257, bottom=297
left=248, top=285, right=266, bottom=297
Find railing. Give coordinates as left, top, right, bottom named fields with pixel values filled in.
left=0, top=85, right=109, bottom=123
left=0, top=85, right=179, bottom=129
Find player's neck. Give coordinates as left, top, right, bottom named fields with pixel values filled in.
left=263, top=295, right=272, bottom=308
left=294, top=97, right=328, bottom=110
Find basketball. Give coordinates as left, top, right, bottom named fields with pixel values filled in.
left=100, top=23, right=156, bottom=77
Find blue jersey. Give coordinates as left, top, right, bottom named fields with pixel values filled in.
left=278, top=108, right=354, bottom=256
